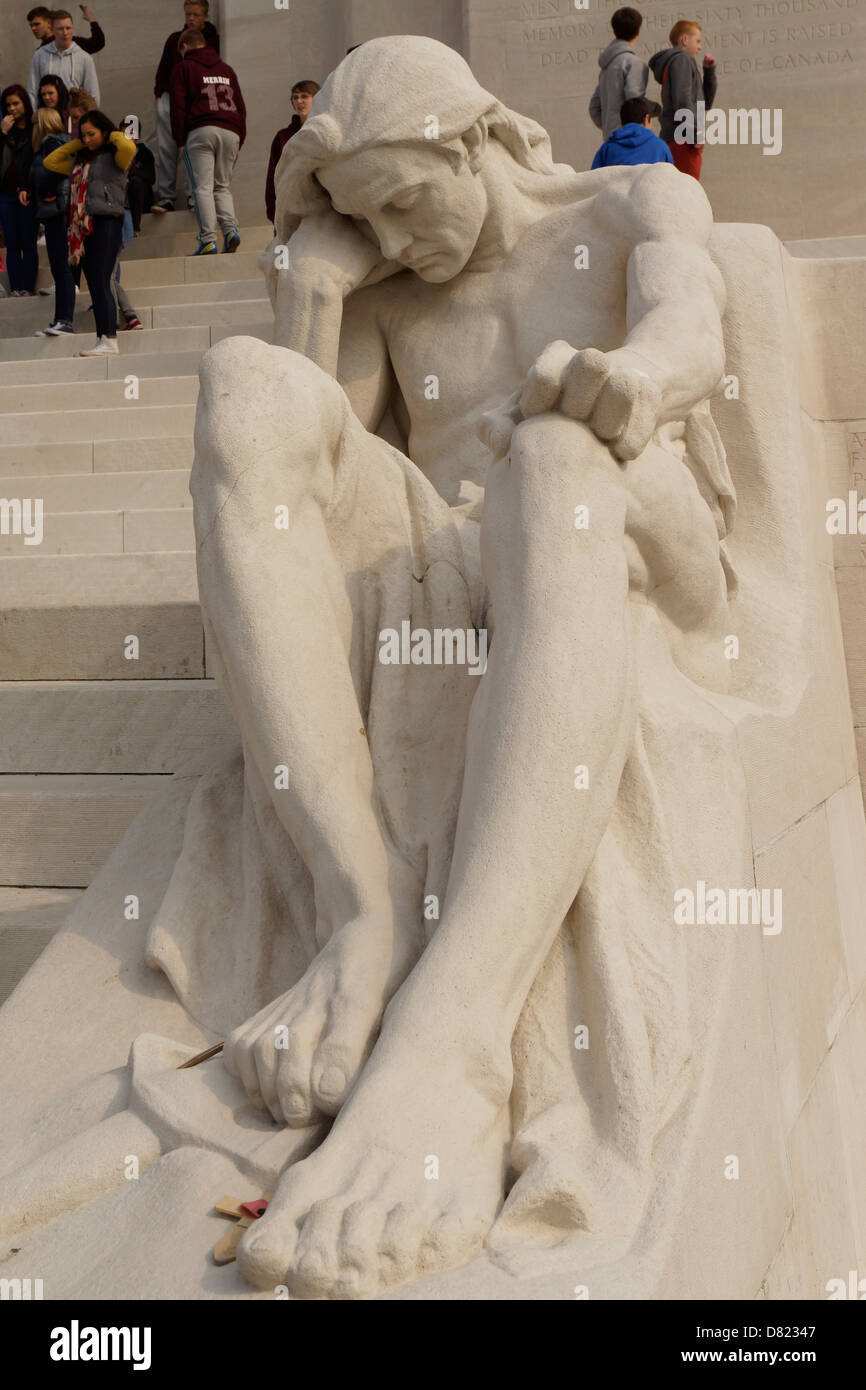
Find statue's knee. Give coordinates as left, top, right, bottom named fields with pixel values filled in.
left=194, top=337, right=346, bottom=492
left=510, top=413, right=611, bottom=472
left=506, top=415, right=625, bottom=521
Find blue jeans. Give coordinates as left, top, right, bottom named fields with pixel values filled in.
left=43, top=214, right=75, bottom=324
left=0, top=193, right=38, bottom=293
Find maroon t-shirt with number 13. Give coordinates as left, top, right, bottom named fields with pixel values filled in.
left=169, top=45, right=246, bottom=147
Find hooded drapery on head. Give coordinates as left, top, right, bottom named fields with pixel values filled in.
left=273, top=35, right=557, bottom=233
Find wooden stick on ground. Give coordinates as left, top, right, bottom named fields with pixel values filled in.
left=177, top=1041, right=224, bottom=1069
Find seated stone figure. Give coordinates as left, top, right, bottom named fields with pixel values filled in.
left=193, top=36, right=747, bottom=1296
left=0, top=37, right=759, bottom=1300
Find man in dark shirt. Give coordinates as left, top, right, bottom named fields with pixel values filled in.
left=170, top=26, right=245, bottom=254
left=27, top=4, right=105, bottom=54
left=153, top=0, right=219, bottom=212
left=265, top=79, right=319, bottom=228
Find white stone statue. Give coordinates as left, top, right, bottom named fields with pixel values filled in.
left=192, top=35, right=745, bottom=1297
left=1, top=36, right=821, bottom=1301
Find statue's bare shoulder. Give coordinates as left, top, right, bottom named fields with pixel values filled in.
left=592, top=163, right=715, bottom=250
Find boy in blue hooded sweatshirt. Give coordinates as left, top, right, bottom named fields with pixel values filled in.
left=591, top=97, right=673, bottom=169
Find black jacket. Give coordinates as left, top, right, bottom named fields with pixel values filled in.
left=0, top=122, right=34, bottom=195
left=129, top=140, right=156, bottom=188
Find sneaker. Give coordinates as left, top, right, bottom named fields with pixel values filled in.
left=152, top=200, right=174, bottom=214
left=190, top=241, right=218, bottom=257
left=223, top=230, right=241, bottom=254
left=39, top=281, right=55, bottom=296
left=187, top=196, right=195, bottom=211
left=122, top=316, right=144, bottom=331
left=10, top=289, right=32, bottom=298
left=45, top=321, right=74, bottom=336
left=77, top=336, right=119, bottom=356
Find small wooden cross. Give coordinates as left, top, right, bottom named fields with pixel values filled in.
left=212, top=1193, right=271, bottom=1265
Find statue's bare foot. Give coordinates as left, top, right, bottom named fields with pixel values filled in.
left=237, top=1020, right=511, bottom=1298
left=224, top=898, right=423, bottom=1127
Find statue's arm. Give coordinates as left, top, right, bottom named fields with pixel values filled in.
left=597, top=164, right=727, bottom=423
left=336, top=289, right=400, bottom=437
left=271, top=209, right=401, bottom=382
left=483, top=168, right=727, bottom=465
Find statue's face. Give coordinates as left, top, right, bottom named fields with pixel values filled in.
left=318, top=141, right=487, bottom=282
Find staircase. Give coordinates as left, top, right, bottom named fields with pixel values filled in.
left=0, top=210, right=274, bottom=1003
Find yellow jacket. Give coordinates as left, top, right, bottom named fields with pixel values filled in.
left=44, top=129, right=137, bottom=176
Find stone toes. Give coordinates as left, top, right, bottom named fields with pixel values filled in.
left=379, top=1202, right=427, bottom=1287
left=275, top=1011, right=325, bottom=1126
left=337, top=1200, right=380, bottom=1265
left=417, top=1210, right=481, bottom=1274
left=237, top=1214, right=296, bottom=1291
left=310, top=999, right=375, bottom=1115
left=288, top=1197, right=346, bottom=1297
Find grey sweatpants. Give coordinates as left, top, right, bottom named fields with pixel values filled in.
left=183, top=125, right=240, bottom=247
left=155, top=93, right=183, bottom=205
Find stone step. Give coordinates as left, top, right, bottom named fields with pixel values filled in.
left=0, top=375, right=198, bottom=416
left=122, top=250, right=264, bottom=288
left=2, top=402, right=195, bottom=446
left=0, top=356, right=115, bottom=386
left=0, top=319, right=272, bottom=363
left=0, top=301, right=154, bottom=340
left=0, top=506, right=195, bottom=558
left=0, top=774, right=170, bottom=886
left=0, top=348, right=207, bottom=387
left=116, top=226, right=270, bottom=262
left=0, top=438, right=193, bottom=478
left=0, top=466, right=192, bottom=514
left=6, top=250, right=265, bottom=307
left=151, top=300, right=271, bottom=329
left=203, top=322, right=272, bottom=348
left=116, top=277, right=264, bottom=308
left=123, top=507, right=196, bottom=553
left=0, top=551, right=202, bottom=680
left=0, top=323, right=210, bottom=362
left=3, top=292, right=272, bottom=339
left=0, top=679, right=235, bottom=774
left=135, top=210, right=271, bottom=241
left=0, top=509, right=121, bottom=558
left=25, top=226, right=269, bottom=276
left=0, top=887, right=83, bottom=1006
left=135, top=209, right=205, bottom=235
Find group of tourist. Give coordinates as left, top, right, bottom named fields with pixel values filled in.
left=589, top=9, right=717, bottom=178
left=0, top=2, right=272, bottom=353
left=0, top=0, right=715, bottom=353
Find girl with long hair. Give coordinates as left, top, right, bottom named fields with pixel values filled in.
left=0, top=84, right=38, bottom=296
left=44, top=108, right=136, bottom=356
left=22, top=106, right=76, bottom=335
left=36, top=74, right=73, bottom=134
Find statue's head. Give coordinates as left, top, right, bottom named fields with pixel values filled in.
left=275, top=36, right=556, bottom=282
